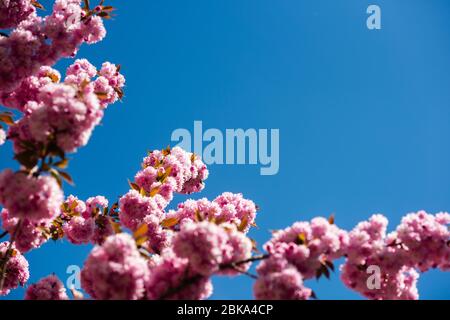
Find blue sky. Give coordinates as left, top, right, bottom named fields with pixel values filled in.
left=1, top=0, right=450, bottom=299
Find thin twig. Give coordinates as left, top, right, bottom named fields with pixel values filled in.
left=0, top=231, right=8, bottom=240
left=229, top=265, right=258, bottom=280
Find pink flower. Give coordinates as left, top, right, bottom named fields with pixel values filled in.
left=173, top=221, right=229, bottom=276
left=340, top=214, right=418, bottom=300
left=119, top=190, right=164, bottom=231
left=0, top=242, right=29, bottom=296
left=61, top=195, right=87, bottom=216
left=145, top=249, right=213, bottom=300
left=254, top=267, right=312, bottom=300
left=217, top=224, right=253, bottom=276
left=25, top=275, right=68, bottom=300
left=396, top=211, right=450, bottom=272
left=0, top=66, right=60, bottom=111
left=0, top=170, right=63, bottom=222
left=213, top=192, right=258, bottom=233
left=1, top=209, right=49, bottom=253
left=340, top=263, right=419, bottom=300
left=264, top=217, right=348, bottom=279
left=142, top=215, right=173, bottom=254
left=0, top=0, right=35, bottom=29
left=91, top=215, right=115, bottom=245
left=64, top=216, right=95, bottom=245
left=0, top=0, right=107, bottom=93
left=139, top=147, right=208, bottom=200
left=85, top=196, right=109, bottom=215
left=167, top=193, right=258, bottom=233
left=81, top=233, right=149, bottom=300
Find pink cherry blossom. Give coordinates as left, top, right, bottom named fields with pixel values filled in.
left=0, top=0, right=35, bottom=29
left=145, top=249, right=213, bottom=300
left=64, top=216, right=95, bottom=245
left=264, top=217, right=348, bottom=279
left=396, top=211, right=450, bottom=272
left=0, top=0, right=107, bottom=93
left=1, top=209, right=49, bottom=253
left=0, top=170, right=63, bottom=222
left=25, top=275, right=68, bottom=300
left=81, top=233, right=149, bottom=300
left=119, top=190, right=164, bottom=231
left=173, top=221, right=229, bottom=276
left=0, top=242, right=29, bottom=296
left=254, top=267, right=312, bottom=300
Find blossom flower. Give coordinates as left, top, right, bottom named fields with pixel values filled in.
left=213, top=192, right=258, bottom=233
left=340, top=214, right=418, bottom=300
left=0, top=170, right=63, bottom=222
left=1, top=209, right=49, bottom=253
left=91, top=215, right=115, bottom=245
left=138, top=147, right=208, bottom=201
left=0, top=66, right=61, bottom=112
left=340, top=263, right=419, bottom=300
left=217, top=224, right=253, bottom=276
left=17, top=83, right=103, bottom=153
left=85, top=196, right=109, bottom=215
left=264, top=217, right=348, bottom=279
left=64, top=216, right=95, bottom=245
left=0, top=0, right=107, bottom=93
left=25, top=275, right=68, bottom=300
left=119, top=190, right=164, bottom=230
left=0, top=242, right=29, bottom=296
left=81, top=233, right=149, bottom=300
left=396, top=211, right=450, bottom=272
left=166, top=193, right=258, bottom=233
left=0, top=0, right=35, bottom=29
left=254, top=267, right=312, bottom=300
left=143, top=215, right=173, bottom=254
left=61, top=195, right=87, bottom=217
left=145, top=249, right=213, bottom=300
left=173, top=221, right=229, bottom=276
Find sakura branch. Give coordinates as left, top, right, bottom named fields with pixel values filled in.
left=0, top=1, right=449, bottom=301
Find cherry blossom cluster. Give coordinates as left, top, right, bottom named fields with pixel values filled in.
left=254, top=217, right=347, bottom=300
left=25, top=274, right=68, bottom=300
left=0, top=242, right=29, bottom=296
left=340, top=212, right=449, bottom=300
left=7, top=59, right=124, bottom=154
left=59, top=195, right=115, bottom=245
left=0, top=0, right=35, bottom=30
left=0, top=169, right=63, bottom=222
left=119, top=146, right=209, bottom=233
left=0, top=0, right=108, bottom=93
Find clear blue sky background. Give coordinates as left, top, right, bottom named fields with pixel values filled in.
left=1, top=0, right=450, bottom=299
